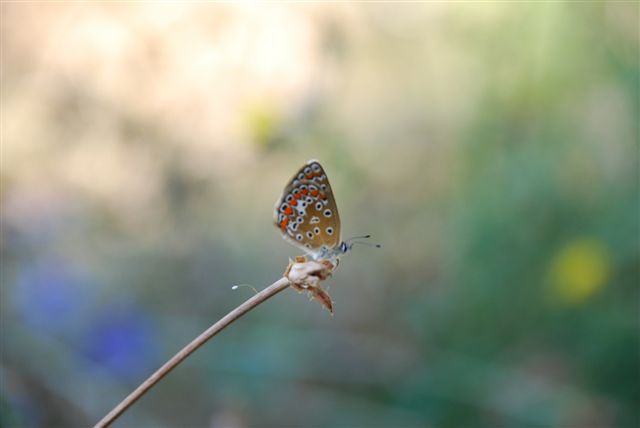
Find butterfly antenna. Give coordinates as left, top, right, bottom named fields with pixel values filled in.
left=345, top=234, right=381, bottom=249
left=345, top=234, right=372, bottom=242
left=351, top=241, right=382, bottom=249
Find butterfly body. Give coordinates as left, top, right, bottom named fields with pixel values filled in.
left=274, top=160, right=350, bottom=262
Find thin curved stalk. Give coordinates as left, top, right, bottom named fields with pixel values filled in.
left=94, top=277, right=291, bottom=428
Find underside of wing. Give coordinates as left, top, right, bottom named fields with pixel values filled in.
left=274, top=160, right=341, bottom=255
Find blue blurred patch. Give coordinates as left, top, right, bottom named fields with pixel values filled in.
left=13, top=259, right=159, bottom=382
left=13, top=259, right=92, bottom=339
left=83, top=305, right=159, bottom=382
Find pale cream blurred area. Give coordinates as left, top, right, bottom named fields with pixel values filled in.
left=4, top=3, right=332, bottom=245
left=2, top=3, right=638, bottom=428
left=3, top=3, right=319, bottom=189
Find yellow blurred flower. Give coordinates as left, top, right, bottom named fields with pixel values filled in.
left=245, top=103, right=282, bottom=148
left=549, top=238, right=611, bottom=304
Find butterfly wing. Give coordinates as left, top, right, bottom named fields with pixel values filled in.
left=274, top=160, right=341, bottom=257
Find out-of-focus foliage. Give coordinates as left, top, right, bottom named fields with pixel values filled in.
left=1, top=3, right=638, bottom=427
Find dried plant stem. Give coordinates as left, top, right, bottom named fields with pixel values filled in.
left=94, top=277, right=291, bottom=428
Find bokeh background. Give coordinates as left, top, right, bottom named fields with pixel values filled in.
left=1, top=3, right=638, bottom=427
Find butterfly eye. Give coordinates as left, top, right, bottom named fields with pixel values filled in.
left=296, top=234, right=303, bottom=241
left=290, top=223, right=298, bottom=231
left=286, top=195, right=293, bottom=203
left=304, top=167, right=312, bottom=175
left=305, top=196, right=313, bottom=204
left=315, top=202, right=323, bottom=210
left=297, top=173, right=304, bottom=180
left=323, top=209, right=332, bottom=218
left=305, top=244, right=311, bottom=249
left=320, top=184, right=328, bottom=191
left=312, top=164, right=321, bottom=172
left=296, top=216, right=304, bottom=224
left=306, top=231, right=314, bottom=239
left=313, top=176, right=322, bottom=183
left=313, top=227, right=320, bottom=234
left=326, top=227, right=334, bottom=235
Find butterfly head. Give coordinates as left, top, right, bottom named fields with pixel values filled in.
left=312, top=240, right=351, bottom=261
left=320, top=235, right=380, bottom=261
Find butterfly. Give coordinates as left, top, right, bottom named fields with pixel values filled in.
left=274, top=159, right=377, bottom=261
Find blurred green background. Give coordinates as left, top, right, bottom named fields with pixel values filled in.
left=1, top=3, right=638, bottom=427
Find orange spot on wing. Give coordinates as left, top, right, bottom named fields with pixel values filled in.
left=284, top=207, right=293, bottom=215
left=280, top=217, right=289, bottom=231
left=302, top=188, right=309, bottom=195
left=310, top=190, right=319, bottom=197
left=294, top=192, right=302, bottom=199
left=290, top=199, right=298, bottom=206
